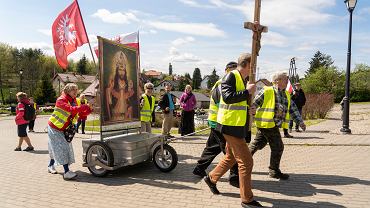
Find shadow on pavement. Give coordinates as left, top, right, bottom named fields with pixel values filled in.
left=252, top=172, right=370, bottom=197
left=28, top=150, right=49, bottom=154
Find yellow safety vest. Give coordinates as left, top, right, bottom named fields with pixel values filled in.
left=140, top=94, right=155, bottom=122
left=49, top=103, right=71, bottom=129
left=254, top=86, right=291, bottom=129
left=217, top=70, right=248, bottom=126
left=208, top=79, right=222, bottom=123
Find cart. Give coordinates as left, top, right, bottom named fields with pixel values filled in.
left=81, top=36, right=178, bottom=177
left=82, top=132, right=177, bottom=177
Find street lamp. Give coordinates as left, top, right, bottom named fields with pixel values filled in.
left=340, top=0, right=357, bottom=134
left=19, top=69, right=23, bottom=92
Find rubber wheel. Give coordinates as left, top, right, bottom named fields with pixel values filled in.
left=86, top=142, right=114, bottom=177
left=153, top=144, right=178, bottom=172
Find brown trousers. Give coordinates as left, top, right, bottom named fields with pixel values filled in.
left=209, top=134, right=254, bottom=203
left=162, top=110, right=173, bottom=135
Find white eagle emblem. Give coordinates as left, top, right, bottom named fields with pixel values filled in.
left=57, top=14, right=77, bottom=46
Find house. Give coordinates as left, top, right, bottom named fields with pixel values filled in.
left=154, top=80, right=179, bottom=93
left=144, top=70, right=163, bottom=79
left=81, top=79, right=99, bottom=103
left=52, top=73, right=96, bottom=95
left=171, top=91, right=210, bottom=109
left=256, top=78, right=272, bottom=93
left=200, top=75, right=210, bottom=90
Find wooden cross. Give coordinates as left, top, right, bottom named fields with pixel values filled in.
left=244, top=0, right=268, bottom=130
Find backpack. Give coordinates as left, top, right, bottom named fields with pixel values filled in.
left=22, top=103, right=36, bottom=121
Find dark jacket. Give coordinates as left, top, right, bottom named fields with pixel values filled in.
left=159, top=92, right=176, bottom=114
left=215, top=71, right=250, bottom=138
left=292, top=89, right=306, bottom=109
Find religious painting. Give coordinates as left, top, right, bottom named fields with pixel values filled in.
left=98, top=36, right=140, bottom=128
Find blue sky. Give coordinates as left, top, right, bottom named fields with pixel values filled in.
left=0, top=0, right=369, bottom=79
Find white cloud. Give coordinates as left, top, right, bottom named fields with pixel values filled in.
left=167, top=47, right=201, bottom=62
left=37, top=29, right=51, bottom=36
left=210, top=0, right=336, bottom=30
left=92, top=9, right=139, bottom=24
left=262, top=31, right=288, bottom=47
left=296, top=41, right=327, bottom=51
left=14, top=42, right=53, bottom=51
left=178, top=0, right=215, bottom=8
left=147, top=21, right=226, bottom=37
left=172, top=36, right=195, bottom=46
left=140, top=29, right=158, bottom=35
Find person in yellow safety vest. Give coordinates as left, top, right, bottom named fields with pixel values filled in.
left=249, top=71, right=306, bottom=180
left=193, top=62, right=239, bottom=181
left=47, top=83, right=92, bottom=180
left=203, top=53, right=263, bottom=208
left=28, top=97, right=37, bottom=132
left=140, top=82, right=156, bottom=133
left=76, top=94, right=90, bottom=134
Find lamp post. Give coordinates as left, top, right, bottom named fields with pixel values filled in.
left=19, top=69, right=23, bottom=92
left=341, top=0, right=357, bottom=134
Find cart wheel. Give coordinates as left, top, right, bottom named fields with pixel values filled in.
left=86, top=142, right=114, bottom=177
left=153, top=144, right=178, bottom=172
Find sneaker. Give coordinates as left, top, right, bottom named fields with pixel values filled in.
left=168, top=135, right=175, bottom=138
left=63, top=171, right=77, bottom=180
left=241, top=200, right=263, bottom=207
left=284, top=133, right=293, bottom=138
left=295, top=128, right=301, bottom=132
left=204, top=174, right=220, bottom=195
left=23, top=146, right=34, bottom=151
left=193, top=167, right=207, bottom=178
left=229, top=175, right=239, bottom=188
left=288, top=128, right=292, bottom=133
left=14, top=147, right=22, bottom=151
left=269, top=172, right=289, bottom=180
left=81, top=132, right=85, bottom=134
left=48, top=166, right=57, bottom=174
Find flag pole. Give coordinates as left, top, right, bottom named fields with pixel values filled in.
left=75, top=0, right=97, bottom=69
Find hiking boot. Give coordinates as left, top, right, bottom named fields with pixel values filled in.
left=269, top=172, right=289, bottom=180
left=241, top=200, right=263, bottom=207
left=48, top=165, right=57, bottom=174
left=14, top=147, right=22, bottom=151
left=63, top=171, right=77, bottom=180
left=193, top=167, right=206, bottom=178
left=23, top=146, right=34, bottom=151
left=204, top=174, right=220, bottom=194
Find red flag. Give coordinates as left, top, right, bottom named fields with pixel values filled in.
left=52, top=0, right=88, bottom=69
left=286, top=79, right=293, bottom=93
left=94, top=31, right=139, bottom=58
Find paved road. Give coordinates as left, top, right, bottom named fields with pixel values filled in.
left=0, top=104, right=369, bottom=208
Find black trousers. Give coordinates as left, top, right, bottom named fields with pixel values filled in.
left=180, top=110, right=195, bottom=136
left=76, top=120, right=86, bottom=133
left=28, top=119, right=35, bottom=130
left=195, top=128, right=238, bottom=176
left=249, top=126, right=284, bottom=174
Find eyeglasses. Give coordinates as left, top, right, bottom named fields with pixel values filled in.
left=146, top=88, right=153, bottom=90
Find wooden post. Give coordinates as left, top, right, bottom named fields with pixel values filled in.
left=244, top=0, right=268, bottom=130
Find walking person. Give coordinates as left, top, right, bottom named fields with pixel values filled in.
left=140, top=82, right=156, bottom=133
left=193, top=62, right=240, bottom=183
left=76, top=94, right=90, bottom=134
left=289, top=82, right=306, bottom=132
left=159, top=83, right=176, bottom=138
left=249, top=72, right=306, bottom=180
left=14, top=92, right=34, bottom=151
left=47, top=83, right=92, bottom=180
left=203, top=53, right=262, bottom=208
left=28, top=97, right=37, bottom=132
left=179, top=85, right=196, bottom=136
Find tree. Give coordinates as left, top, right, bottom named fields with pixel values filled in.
left=34, top=73, right=57, bottom=105
left=168, top=63, right=173, bottom=75
left=192, top=68, right=202, bottom=89
left=307, top=51, right=334, bottom=76
left=207, top=68, right=219, bottom=89
left=77, top=54, right=87, bottom=74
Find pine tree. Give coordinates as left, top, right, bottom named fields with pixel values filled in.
left=207, top=68, right=219, bottom=89
left=192, top=68, right=202, bottom=89
left=34, top=74, right=56, bottom=105
left=77, top=54, right=87, bottom=74
left=307, top=51, right=334, bottom=76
